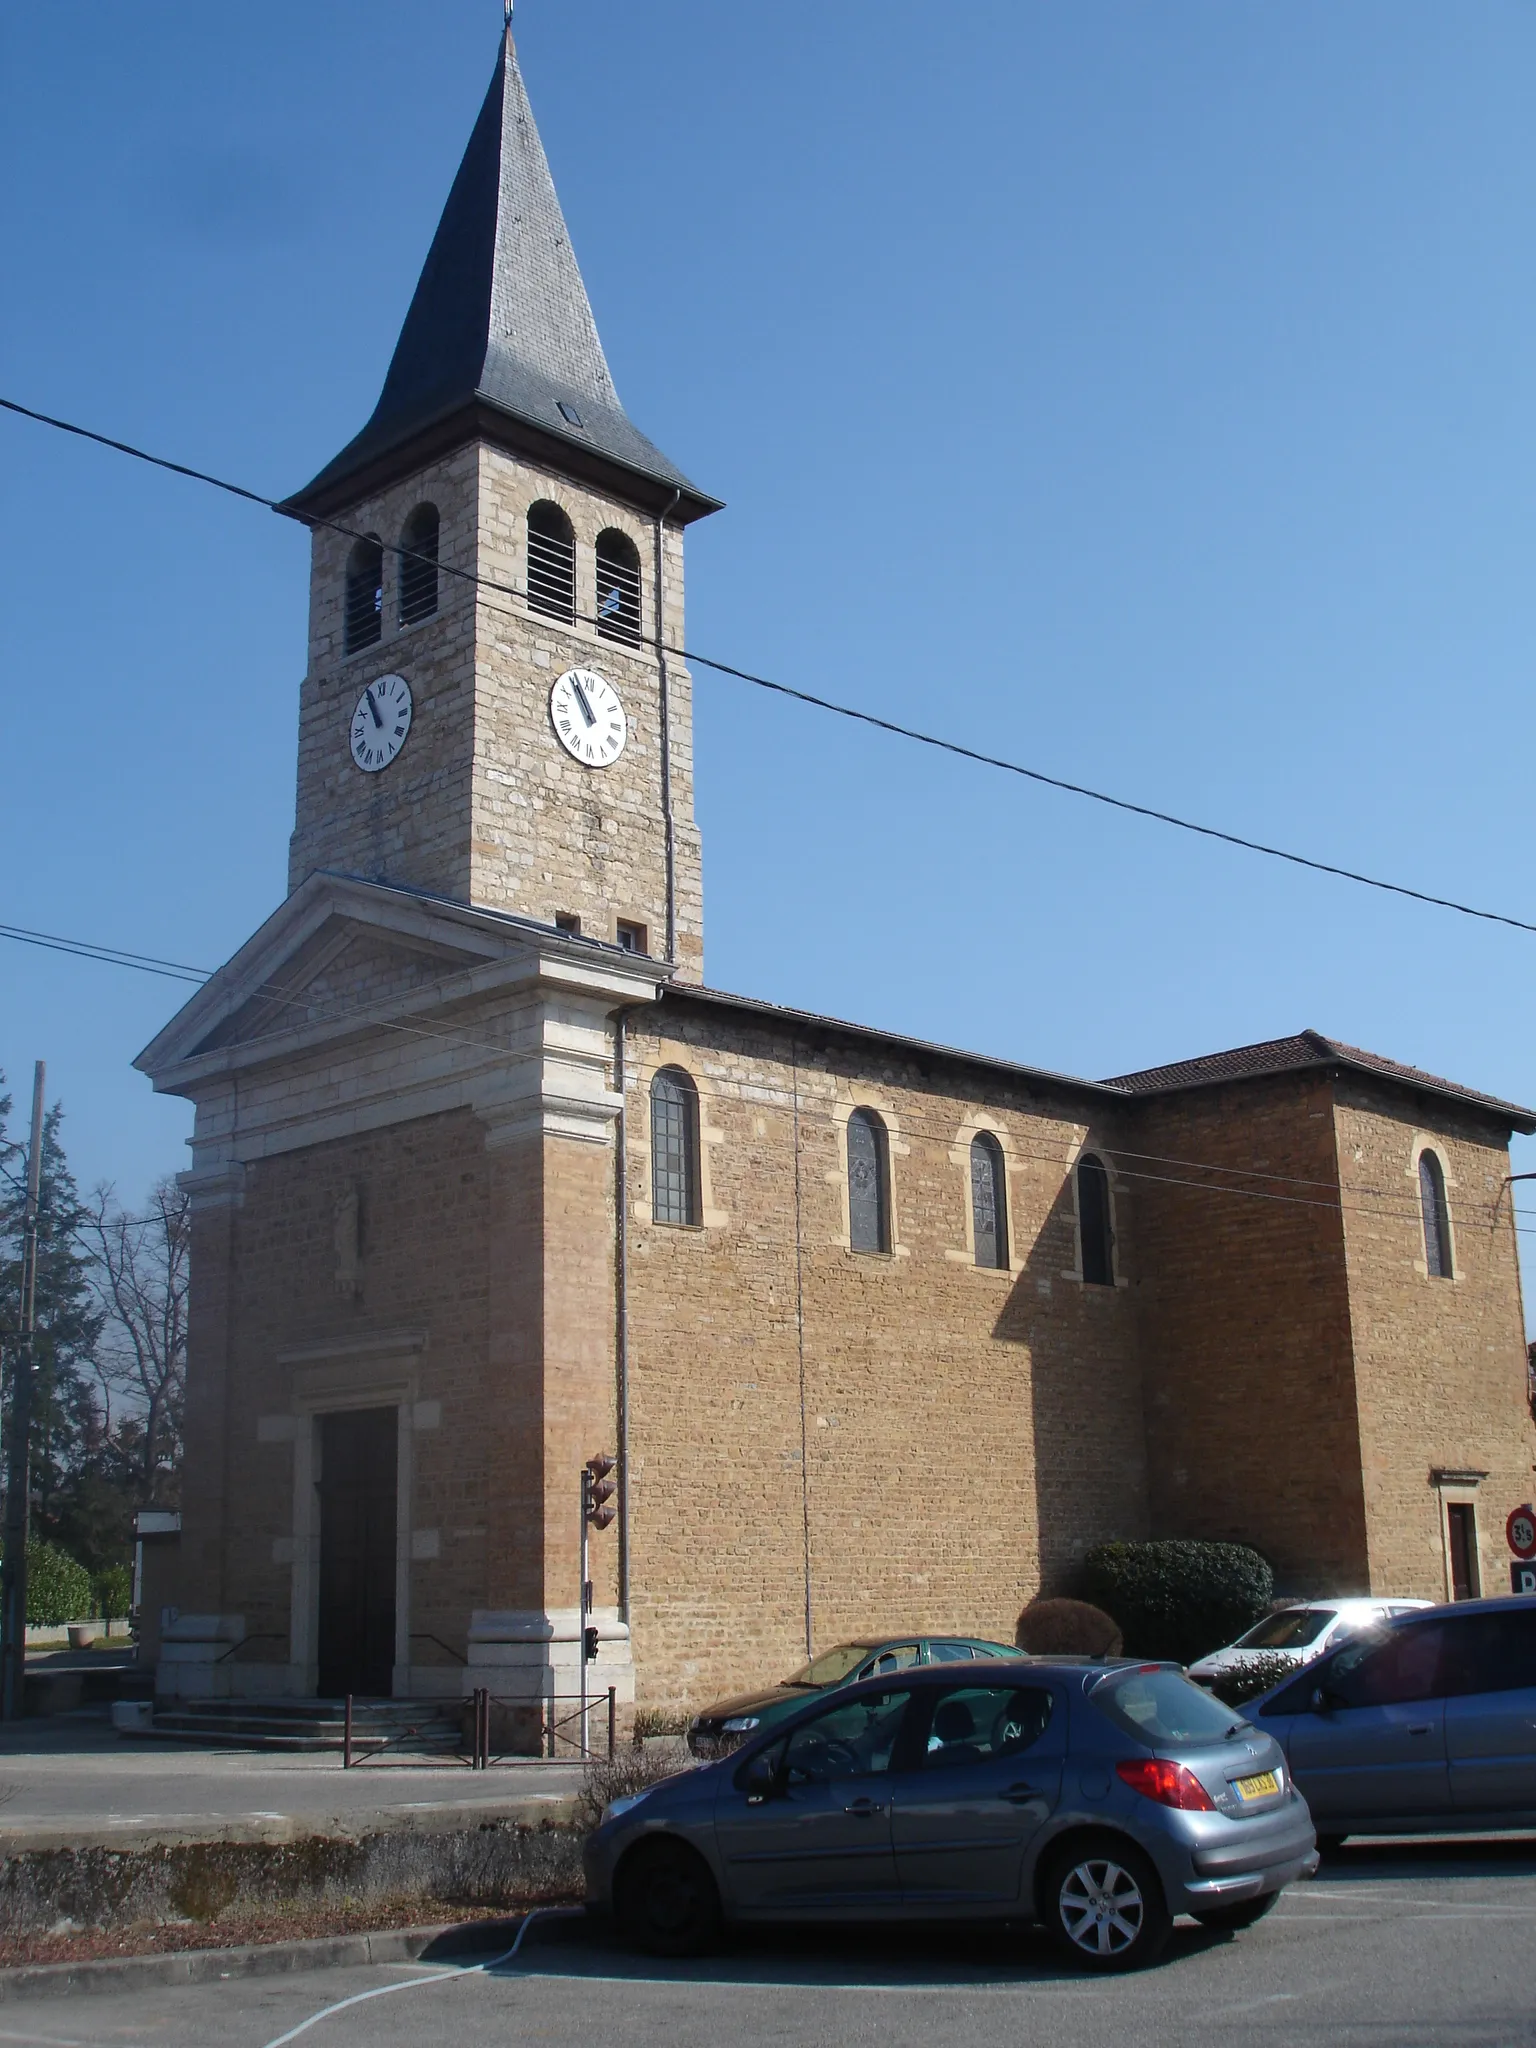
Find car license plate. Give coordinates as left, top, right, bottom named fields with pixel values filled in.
left=1233, top=1770, right=1280, bottom=1802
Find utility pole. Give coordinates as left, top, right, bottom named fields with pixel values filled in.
left=1, top=1063, right=44, bottom=1721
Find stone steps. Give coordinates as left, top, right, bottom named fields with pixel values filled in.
left=134, top=1697, right=465, bottom=1754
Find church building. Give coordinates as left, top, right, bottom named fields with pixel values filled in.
left=138, top=28, right=1536, bottom=1717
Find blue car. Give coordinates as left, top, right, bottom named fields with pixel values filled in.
left=586, top=1658, right=1317, bottom=1970
left=1248, top=1593, right=1536, bottom=1844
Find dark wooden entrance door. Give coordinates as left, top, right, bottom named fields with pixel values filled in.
left=317, top=1407, right=398, bottom=1698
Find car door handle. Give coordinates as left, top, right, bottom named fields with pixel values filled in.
left=843, top=1797, right=886, bottom=1817
left=1407, top=1725, right=1432, bottom=1736
left=1000, top=1784, right=1040, bottom=1803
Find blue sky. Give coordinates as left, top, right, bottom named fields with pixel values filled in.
left=4, top=2, right=1536, bottom=1278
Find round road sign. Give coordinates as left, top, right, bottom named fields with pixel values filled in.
left=1507, top=1504, right=1536, bottom=1560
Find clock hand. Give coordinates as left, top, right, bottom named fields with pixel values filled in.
left=571, top=678, right=597, bottom=727
left=365, top=688, right=384, bottom=729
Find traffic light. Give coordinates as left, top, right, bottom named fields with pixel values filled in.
left=584, top=1625, right=600, bottom=1663
left=583, top=1454, right=617, bottom=1530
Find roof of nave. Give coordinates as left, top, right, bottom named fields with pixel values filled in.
left=137, top=868, right=1533, bottom=1137
left=1104, top=1029, right=1536, bottom=1132
left=283, top=28, right=720, bottom=524
left=658, top=982, right=1129, bottom=1106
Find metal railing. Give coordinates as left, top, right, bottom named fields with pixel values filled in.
left=213, top=1631, right=286, bottom=1664
left=468, top=1685, right=616, bottom=1769
left=339, top=1686, right=616, bottom=1768
left=409, top=1631, right=467, bottom=1666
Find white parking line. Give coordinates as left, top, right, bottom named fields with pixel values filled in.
left=256, top=1908, right=580, bottom=2048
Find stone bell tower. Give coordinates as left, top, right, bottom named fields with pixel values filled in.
left=280, top=24, right=720, bottom=979
left=138, top=27, right=720, bottom=1716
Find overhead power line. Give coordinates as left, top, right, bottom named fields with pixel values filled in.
left=4, top=915, right=1534, bottom=1238
left=0, top=923, right=208, bottom=984
left=4, top=393, right=1535, bottom=938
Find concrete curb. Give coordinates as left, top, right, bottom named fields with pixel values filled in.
left=0, top=1918, right=509, bottom=2004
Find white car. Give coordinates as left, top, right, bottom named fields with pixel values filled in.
left=1187, top=1598, right=1434, bottom=1685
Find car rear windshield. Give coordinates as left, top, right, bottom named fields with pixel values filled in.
left=1236, top=1608, right=1335, bottom=1651
left=784, top=1643, right=880, bottom=1687
left=1093, top=1668, right=1242, bottom=1745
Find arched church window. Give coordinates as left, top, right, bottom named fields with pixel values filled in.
left=344, top=534, right=384, bottom=653
left=1419, top=1149, right=1453, bottom=1279
left=1077, top=1152, right=1114, bottom=1286
left=650, top=1068, right=700, bottom=1227
left=970, top=1132, right=1008, bottom=1270
left=527, top=500, right=576, bottom=623
left=398, top=504, right=439, bottom=625
left=848, top=1108, right=890, bottom=1255
left=595, top=528, right=642, bottom=646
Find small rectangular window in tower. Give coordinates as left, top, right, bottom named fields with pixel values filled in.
left=1446, top=1502, right=1480, bottom=1601
left=554, top=912, right=581, bottom=935
left=616, top=920, right=648, bottom=955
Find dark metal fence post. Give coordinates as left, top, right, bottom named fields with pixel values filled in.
left=478, top=1687, right=489, bottom=1769
left=343, top=1694, right=352, bottom=1769
left=607, top=1687, right=616, bottom=1759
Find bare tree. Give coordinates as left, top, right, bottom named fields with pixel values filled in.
left=83, top=1178, right=188, bottom=1500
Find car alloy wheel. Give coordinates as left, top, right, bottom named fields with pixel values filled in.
left=1045, top=1839, right=1170, bottom=1971
left=1060, top=1857, right=1144, bottom=1956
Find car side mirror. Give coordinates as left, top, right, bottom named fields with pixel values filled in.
left=1310, top=1686, right=1341, bottom=1714
left=740, top=1753, right=779, bottom=1805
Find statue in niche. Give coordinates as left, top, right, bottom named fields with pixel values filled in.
left=333, top=1183, right=361, bottom=1300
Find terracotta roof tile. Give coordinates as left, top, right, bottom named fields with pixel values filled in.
left=1106, top=1030, right=1535, bottom=1131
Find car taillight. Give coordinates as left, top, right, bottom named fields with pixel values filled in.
left=1115, top=1757, right=1216, bottom=1811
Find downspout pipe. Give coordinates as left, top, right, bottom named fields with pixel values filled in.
left=654, top=488, right=682, bottom=964
left=615, top=1005, right=631, bottom=1621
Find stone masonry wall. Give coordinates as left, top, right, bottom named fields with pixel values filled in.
left=1122, top=1076, right=1370, bottom=1592
left=206, top=1108, right=496, bottom=1686
left=289, top=443, right=703, bottom=978
left=1334, top=1083, right=1535, bottom=1601
left=621, top=998, right=1149, bottom=1713
left=474, top=446, right=701, bottom=976
left=291, top=448, right=481, bottom=901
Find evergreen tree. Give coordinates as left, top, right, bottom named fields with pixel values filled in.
left=0, top=1077, right=105, bottom=1545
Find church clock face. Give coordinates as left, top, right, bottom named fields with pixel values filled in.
left=550, top=667, right=627, bottom=768
left=349, top=674, right=413, bottom=773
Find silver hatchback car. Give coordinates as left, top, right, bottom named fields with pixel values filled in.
left=585, top=1659, right=1317, bottom=1970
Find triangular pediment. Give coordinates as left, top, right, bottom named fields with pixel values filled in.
left=194, top=918, right=471, bottom=1055
left=135, top=872, right=665, bottom=1092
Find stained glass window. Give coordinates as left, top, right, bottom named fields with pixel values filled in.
left=848, top=1109, right=889, bottom=1254
left=971, top=1133, right=1007, bottom=1269
left=651, top=1069, right=699, bottom=1227
left=1078, top=1152, right=1114, bottom=1286
left=1419, top=1151, right=1452, bottom=1279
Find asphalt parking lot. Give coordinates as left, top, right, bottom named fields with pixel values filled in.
left=4, top=1837, right=1534, bottom=2048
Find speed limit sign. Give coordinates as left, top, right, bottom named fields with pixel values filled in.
left=1507, top=1504, right=1536, bottom=1561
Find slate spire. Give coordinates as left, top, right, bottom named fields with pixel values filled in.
left=286, top=27, right=718, bottom=522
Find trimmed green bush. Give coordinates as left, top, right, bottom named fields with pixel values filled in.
left=1083, top=1540, right=1273, bottom=1664
left=94, top=1564, right=134, bottom=1623
left=19, top=1542, right=94, bottom=1628
left=1014, top=1597, right=1123, bottom=1659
